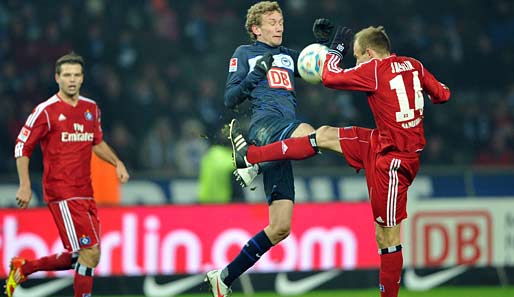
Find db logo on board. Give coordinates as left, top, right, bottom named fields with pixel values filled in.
left=267, top=68, right=293, bottom=90
left=410, top=211, right=492, bottom=267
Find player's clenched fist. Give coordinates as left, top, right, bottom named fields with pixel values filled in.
left=15, top=185, right=32, bottom=208
left=329, top=26, right=353, bottom=58
left=254, top=52, right=274, bottom=75
left=116, top=161, right=130, bottom=184
left=313, top=18, right=334, bottom=44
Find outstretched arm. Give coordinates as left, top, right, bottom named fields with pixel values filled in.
left=322, top=26, right=377, bottom=92
left=422, top=68, right=451, bottom=104
left=93, top=141, right=130, bottom=183
left=323, top=53, right=378, bottom=92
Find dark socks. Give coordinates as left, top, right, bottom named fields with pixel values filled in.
left=222, top=230, right=273, bottom=286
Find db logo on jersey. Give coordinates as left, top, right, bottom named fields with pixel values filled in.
left=267, top=68, right=293, bottom=90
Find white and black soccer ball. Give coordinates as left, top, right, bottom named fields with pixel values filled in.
left=297, top=43, right=329, bottom=84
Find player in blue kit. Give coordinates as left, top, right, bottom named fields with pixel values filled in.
left=205, top=1, right=333, bottom=296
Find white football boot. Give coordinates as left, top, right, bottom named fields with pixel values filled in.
left=205, top=269, right=232, bottom=297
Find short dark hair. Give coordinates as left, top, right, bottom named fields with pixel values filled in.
left=55, top=52, right=84, bottom=74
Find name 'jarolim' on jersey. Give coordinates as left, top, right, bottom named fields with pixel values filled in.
left=323, top=54, right=450, bottom=154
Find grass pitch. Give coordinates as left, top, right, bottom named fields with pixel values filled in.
left=113, top=286, right=514, bottom=297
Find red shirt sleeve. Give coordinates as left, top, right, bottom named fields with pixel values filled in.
left=93, top=104, right=103, bottom=145
left=322, top=53, right=378, bottom=92
left=14, top=108, right=50, bottom=158
left=421, top=66, right=451, bottom=104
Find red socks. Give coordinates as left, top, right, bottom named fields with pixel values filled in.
left=21, top=252, right=76, bottom=276
left=379, top=248, right=403, bottom=297
left=247, top=136, right=316, bottom=164
left=74, top=263, right=94, bottom=297
left=21, top=253, right=93, bottom=297
left=74, top=272, right=93, bottom=297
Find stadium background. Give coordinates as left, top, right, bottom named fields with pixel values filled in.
left=0, top=0, right=513, bottom=296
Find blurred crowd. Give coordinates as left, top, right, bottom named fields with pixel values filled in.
left=1, top=0, right=513, bottom=176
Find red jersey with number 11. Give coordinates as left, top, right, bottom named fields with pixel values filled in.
left=323, top=53, right=450, bottom=153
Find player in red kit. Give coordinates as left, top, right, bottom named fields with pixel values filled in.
left=229, top=26, right=450, bottom=297
left=5, top=53, right=130, bottom=297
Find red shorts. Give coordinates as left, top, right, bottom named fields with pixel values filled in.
left=48, top=198, right=101, bottom=251
left=339, top=127, right=420, bottom=226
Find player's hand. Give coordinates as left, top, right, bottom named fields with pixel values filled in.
left=116, top=161, right=130, bottom=184
left=329, top=26, right=353, bottom=58
left=254, top=52, right=274, bottom=75
left=313, top=18, right=334, bottom=44
left=16, top=185, right=32, bottom=209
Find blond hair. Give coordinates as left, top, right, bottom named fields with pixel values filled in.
left=354, top=26, right=391, bottom=55
left=245, top=1, right=282, bottom=41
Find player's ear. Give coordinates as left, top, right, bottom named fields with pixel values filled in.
left=366, top=48, right=374, bottom=58
left=252, top=24, right=261, bottom=37
left=55, top=73, right=59, bottom=83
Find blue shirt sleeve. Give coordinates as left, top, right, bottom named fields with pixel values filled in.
left=224, top=46, right=266, bottom=109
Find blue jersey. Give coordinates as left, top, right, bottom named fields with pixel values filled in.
left=224, top=41, right=300, bottom=126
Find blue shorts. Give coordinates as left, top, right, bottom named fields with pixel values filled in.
left=248, top=117, right=301, bottom=204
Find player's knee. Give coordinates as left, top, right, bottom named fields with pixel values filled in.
left=79, top=245, right=101, bottom=267
left=375, top=227, right=401, bottom=248
left=375, top=230, right=385, bottom=246
left=270, top=224, right=291, bottom=242
left=90, top=248, right=101, bottom=267
left=303, top=123, right=315, bottom=132
left=291, top=123, right=315, bottom=137
left=275, top=228, right=290, bottom=242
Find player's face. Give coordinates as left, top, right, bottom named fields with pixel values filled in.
left=353, top=39, right=371, bottom=66
left=254, top=11, right=283, bottom=47
left=55, top=64, right=84, bottom=98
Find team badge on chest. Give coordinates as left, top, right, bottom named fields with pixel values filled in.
left=84, top=109, right=93, bottom=121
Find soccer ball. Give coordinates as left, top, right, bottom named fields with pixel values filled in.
left=297, top=43, right=329, bottom=84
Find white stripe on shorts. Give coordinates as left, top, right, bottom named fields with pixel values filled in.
left=59, top=200, right=80, bottom=251
left=387, top=158, right=401, bottom=226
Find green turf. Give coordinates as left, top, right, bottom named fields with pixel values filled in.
left=110, top=286, right=514, bottom=297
